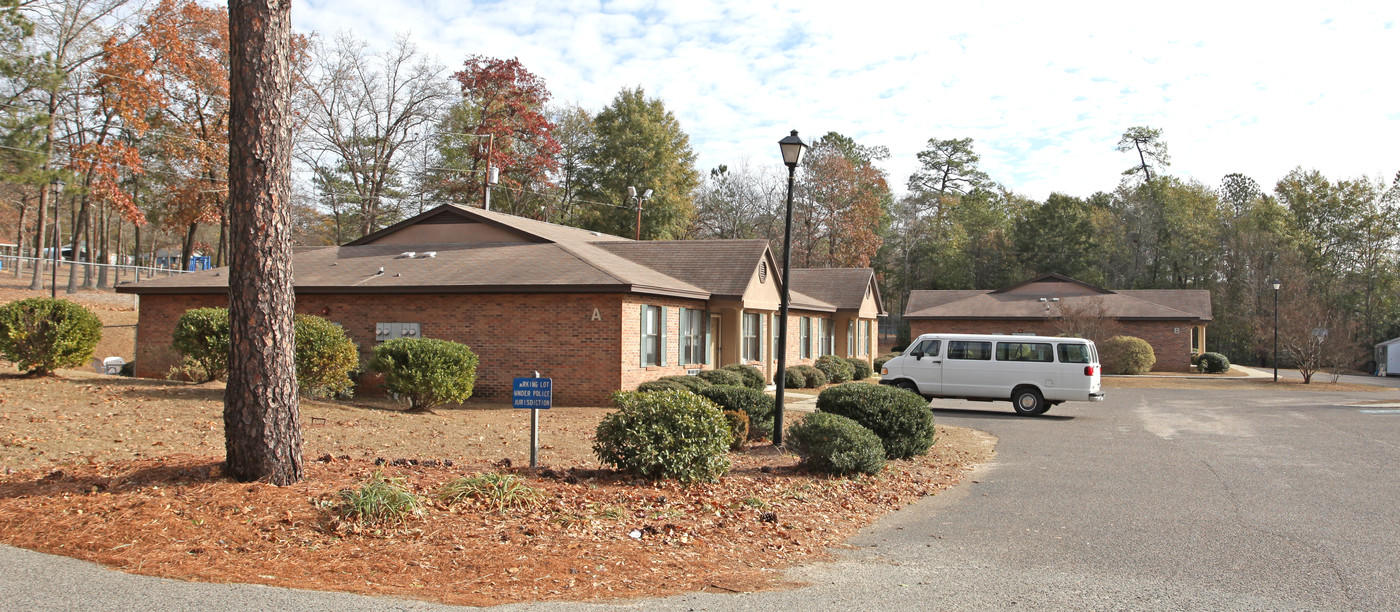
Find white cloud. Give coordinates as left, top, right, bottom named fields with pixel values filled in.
left=293, top=0, right=1400, bottom=200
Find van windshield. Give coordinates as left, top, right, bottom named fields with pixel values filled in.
left=1057, top=343, right=1092, bottom=364
left=909, top=339, right=940, bottom=357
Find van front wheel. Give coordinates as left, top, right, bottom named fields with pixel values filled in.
left=1011, top=388, right=1047, bottom=416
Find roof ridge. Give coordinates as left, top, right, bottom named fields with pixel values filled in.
left=1109, top=291, right=1204, bottom=319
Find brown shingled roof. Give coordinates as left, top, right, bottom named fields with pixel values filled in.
left=789, top=268, right=883, bottom=314
left=906, top=276, right=1211, bottom=322
left=597, top=240, right=770, bottom=298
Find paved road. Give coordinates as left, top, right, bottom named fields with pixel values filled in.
left=5, top=383, right=1400, bottom=610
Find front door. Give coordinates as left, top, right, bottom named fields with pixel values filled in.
left=709, top=314, right=721, bottom=366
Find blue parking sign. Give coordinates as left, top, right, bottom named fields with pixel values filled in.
left=512, top=377, right=552, bottom=409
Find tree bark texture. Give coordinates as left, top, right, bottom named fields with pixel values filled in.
left=225, top=0, right=303, bottom=485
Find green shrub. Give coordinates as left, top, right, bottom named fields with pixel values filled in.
left=697, top=368, right=743, bottom=387
left=657, top=374, right=710, bottom=393
left=815, top=355, right=854, bottom=384
left=0, top=298, right=102, bottom=376
left=845, top=356, right=874, bottom=380
left=369, top=337, right=479, bottom=412
left=873, top=352, right=901, bottom=372
left=1100, top=335, right=1156, bottom=375
left=721, top=363, right=765, bottom=389
left=1190, top=352, right=1203, bottom=367
left=698, top=384, right=776, bottom=440
left=438, top=473, right=544, bottom=513
left=797, top=364, right=827, bottom=388
left=783, top=366, right=807, bottom=388
left=1198, top=352, right=1231, bottom=374
left=293, top=314, right=358, bottom=398
left=816, top=383, right=935, bottom=459
left=787, top=412, right=886, bottom=476
left=722, top=410, right=749, bottom=450
left=636, top=379, right=687, bottom=393
left=336, top=472, right=424, bottom=525
left=170, top=307, right=230, bottom=382
left=593, top=390, right=732, bottom=483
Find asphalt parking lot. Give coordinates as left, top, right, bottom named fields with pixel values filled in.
left=4, top=382, right=1400, bottom=611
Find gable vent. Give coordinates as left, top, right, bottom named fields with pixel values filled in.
left=420, top=213, right=478, bottom=225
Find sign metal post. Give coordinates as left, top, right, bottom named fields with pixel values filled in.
left=512, top=372, right=552, bottom=468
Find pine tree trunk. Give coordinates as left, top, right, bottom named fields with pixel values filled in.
left=224, top=0, right=302, bottom=486
left=29, top=187, right=47, bottom=290
left=13, top=196, right=26, bottom=278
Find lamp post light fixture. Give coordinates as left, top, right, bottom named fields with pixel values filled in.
left=628, top=186, right=652, bottom=241
left=1271, top=280, right=1281, bottom=382
left=773, top=130, right=808, bottom=446
left=50, top=178, right=64, bottom=299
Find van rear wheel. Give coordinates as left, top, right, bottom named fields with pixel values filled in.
left=1011, top=388, right=1047, bottom=416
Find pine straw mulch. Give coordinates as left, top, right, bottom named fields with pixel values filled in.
left=0, top=429, right=994, bottom=607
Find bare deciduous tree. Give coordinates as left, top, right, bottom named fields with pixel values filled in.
left=296, top=32, right=448, bottom=238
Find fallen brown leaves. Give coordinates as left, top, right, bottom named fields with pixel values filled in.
left=0, top=426, right=993, bottom=607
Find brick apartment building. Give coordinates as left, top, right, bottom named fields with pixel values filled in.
left=117, top=204, right=884, bottom=405
left=904, top=274, right=1211, bottom=372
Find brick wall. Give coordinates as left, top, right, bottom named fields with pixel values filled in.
left=136, top=292, right=637, bottom=406
left=908, top=318, right=1196, bottom=372
left=618, top=296, right=715, bottom=392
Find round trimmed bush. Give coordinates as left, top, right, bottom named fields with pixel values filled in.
left=293, top=314, right=358, bottom=398
left=1190, top=352, right=1203, bottom=368
left=873, top=352, right=901, bottom=372
left=0, top=298, right=102, bottom=376
left=815, top=355, right=854, bottom=384
left=722, top=410, right=749, bottom=450
left=721, top=363, right=765, bottom=389
left=637, top=379, right=687, bottom=393
left=593, top=390, right=732, bottom=483
left=171, top=307, right=230, bottom=382
left=657, top=374, right=710, bottom=393
left=697, top=368, right=743, bottom=387
left=797, top=364, right=827, bottom=388
left=369, top=337, right=479, bottom=412
left=816, top=383, right=935, bottom=459
left=1100, top=335, right=1156, bottom=375
left=699, top=384, right=776, bottom=440
left=787, top=412, right=886, bottom=476
left=783, top=366, right=807, bottom=388
left=1198, top=352, right=1231, bottom=374
left=845, top=356, right=874, bottom=380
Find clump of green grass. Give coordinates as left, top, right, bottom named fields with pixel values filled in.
left=438, top=473, right=544, bottom=513
left=336, top=472, right=424, bottom=526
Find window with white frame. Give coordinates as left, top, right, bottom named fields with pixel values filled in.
left=640, top=305, right=665, bottom=366
left=800, top=316, right=812, bottom=359
left=860, top=320, right=871, bottom=355
left=773, top=312, right=781, bottom=357
left=679, top=307, right=706, bottom=365
left=847, top=321, right=855, bottom=357
left=742, top=312, right=761, bottom=361
left=821, top=318, right=835, bottom=356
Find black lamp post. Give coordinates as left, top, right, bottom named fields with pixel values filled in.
left=773, top=130, right=807, bottom=446
left=1272, top=280, right=1281, bottom=382
left=50, top=178, right=63, bottom=299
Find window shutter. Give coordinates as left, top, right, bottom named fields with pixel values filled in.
left=759, top=315, right=765, bottom=361
left=640, top=305, right=648, bottom=367
left=659, top=307, right=668, bottom=366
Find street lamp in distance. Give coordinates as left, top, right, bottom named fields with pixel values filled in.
left=50, top=178, right=64, bottom=299
left=1271, top=280, right=1281, bottom=382
left=627, top=186, right=652, bottom=241
left=773, top=130, right=808, bottom=446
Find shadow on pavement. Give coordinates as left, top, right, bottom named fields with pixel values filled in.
left=929, top=406, right=1076, bottom=421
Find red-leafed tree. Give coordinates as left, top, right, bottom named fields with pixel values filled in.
left=792, top=133, right=888, bottom=268
left=435, top=55, right=560, bottom=217
left=99, top=0, right=229, bottom=270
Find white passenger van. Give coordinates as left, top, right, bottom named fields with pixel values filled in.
left=879, top=333, right=1104, bottom=416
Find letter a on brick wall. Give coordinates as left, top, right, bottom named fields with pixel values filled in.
left=591, top=308, right=602, bottom=321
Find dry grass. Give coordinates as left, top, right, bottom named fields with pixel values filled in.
left=0, top=369, right=995, bottom=606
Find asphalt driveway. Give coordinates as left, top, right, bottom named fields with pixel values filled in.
left=4, top=382, right=1400, bottom=610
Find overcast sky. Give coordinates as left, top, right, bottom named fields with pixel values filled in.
left=294, top=1, right=1399, bottom=201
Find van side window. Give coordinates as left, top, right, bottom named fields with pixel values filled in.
left=996, top=342, right=1054, bottom=362
left=909, top=339, right=940, bottom=356
left=1058, top=343, right=1091, bottom=364
left=948, top=340, right=992, bottom=360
